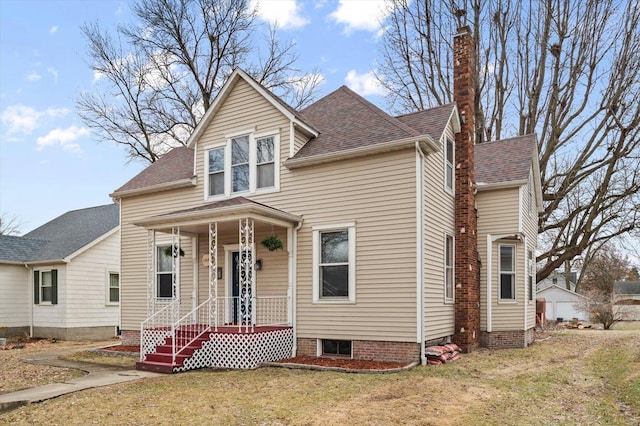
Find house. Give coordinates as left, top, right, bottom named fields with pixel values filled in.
left=613, top=280, right=640, bottom=320
left=0, top=204, right=120, bottom=340
left=537, top=284, right=589, bottom=322
left=537, top=269, right=577, bottom=292
left=111, top=26, right=543, bottom=373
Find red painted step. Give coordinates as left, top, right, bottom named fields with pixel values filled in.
left=135, top=332, right=209, bottom=373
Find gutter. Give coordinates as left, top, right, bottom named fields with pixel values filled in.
left=285, top=136, right=440, bottom=169
left=476, top=180, right=528, bottom=192
left=110, top=177, right=197, bottom=199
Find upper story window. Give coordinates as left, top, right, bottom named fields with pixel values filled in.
left=445, top=136, right=454, bottom=192
left=206, top=131, right=279, bottom=199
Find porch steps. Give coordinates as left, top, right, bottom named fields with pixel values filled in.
left=136, top=333, right=209, bottom=374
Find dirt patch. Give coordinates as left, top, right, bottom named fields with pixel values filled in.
left=277, top=355, right=411, bottom=370
left=100, top=345, right=140, bottom=353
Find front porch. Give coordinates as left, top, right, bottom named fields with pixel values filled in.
left=133, top=197, right=301, bottom=373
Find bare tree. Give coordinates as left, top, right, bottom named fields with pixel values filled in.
left=377, top=0, right=640, bottom=281
left=78, top=0, right=322, bottom=164
left=0, top=212, right=23, bottom=236
left=574, top=288, right=630, bottom=329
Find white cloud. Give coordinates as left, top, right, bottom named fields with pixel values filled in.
left=1, top=105, right=41, bottom=134
left=49, top=26, right=58, bottom=34
left=251, top=0, right=309, bottom=29
left=0, top=105, right=69, bottom=136
left=36, top=125, right=89, bottom=153
left=329, top=0, right=388, bottom=34
left=47, top=67, right=58, bottom=84
left=26, top=72, right=42, bottom=81
left=345, top=70, right=386, bottom=96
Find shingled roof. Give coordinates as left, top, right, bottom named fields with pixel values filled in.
left=475, top=134, right=536, bottom=185
left=614, top=281, right=640, bottom=295
left=0, top=204, right=119, bottom=263
left=112, top=146, right=195, bottom=195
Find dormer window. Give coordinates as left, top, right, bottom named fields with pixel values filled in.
left=205, top=131, right=279, bottom=199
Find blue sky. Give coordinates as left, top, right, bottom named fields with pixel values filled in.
left=1, top=0, right=390, bottom=233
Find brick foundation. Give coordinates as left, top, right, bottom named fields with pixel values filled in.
left=121, top=329, right=140, bottom=346
left=297, top=338, right=420, bottom=363
left=480, top=328, right=535, bottom=349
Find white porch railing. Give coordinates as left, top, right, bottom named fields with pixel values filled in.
left=140, top=295, right=289, bottom=364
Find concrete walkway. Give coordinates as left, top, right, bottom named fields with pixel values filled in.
left=0, top=343, right=160, bottom=413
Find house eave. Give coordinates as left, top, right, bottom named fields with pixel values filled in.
left=133, top=202, right=302, bottom=230
left=476, top=180, right=528, bottom=192
left=284, top=135, right=438, bottom=169
left=111, top=177, right=197, bottom=199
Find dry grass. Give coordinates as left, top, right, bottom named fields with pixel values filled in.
left=1, top=327, right=639, bottom=425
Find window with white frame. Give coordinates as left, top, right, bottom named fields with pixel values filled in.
left=33, top=269, right=58, bottom=305
left=313, top=224, right=356, bottom=303
left=445, top=234, right=454, bottom=301
left=445, top=136, right=454, bottom=191
left=108, top=272, right=120, bottom=304
left=206, top=132, right=278, bottom=198
left=527, top=250, right=534, bottom=301
left=499, top=245, right=516, bottom=300
left=157, top=246, right=175, bottom=299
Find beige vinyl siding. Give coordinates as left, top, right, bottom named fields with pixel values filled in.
left=32, top=264, right=66, bottom=328
left=257, top=149, right=418, bottom=343
left=521, top=170, right=538, bottom=330
left=64, top=231, right=120, bottom=328
left=477, top=186, right=527, bottom=331
left=0, top=264, right=30, bottom=327
left=423, top=125, right=456, bottom=341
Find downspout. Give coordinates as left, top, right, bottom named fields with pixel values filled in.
left=290, top=218, right=303, bottom=357
left=415, top=142, right=426, bottom=365
left=523, top=235, right=528, bottom=333
left=486, top=234, right=492, bottom=333
left=26, top=263, right=33, bottom=337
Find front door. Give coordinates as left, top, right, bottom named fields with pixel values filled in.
left=231, top=251, right=253, bottom=324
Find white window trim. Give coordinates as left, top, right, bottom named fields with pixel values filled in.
left=204, top=130, right=280, bottom=200
left=38, top=269, right=54, bottom=305
left=498, top=244, right=517, bottom=302
left=444, top=135, right=455, bottom=194
left=312, top=223, right=356, bottom=304
left=444, top=233, right=455, bottom=303
left=106, top=270, right=120, bottom=305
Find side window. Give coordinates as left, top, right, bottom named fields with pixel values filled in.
left=499, top=245, right=516, bottom=300
left=33, top=269, right=58, bottom=305
left=256, top=136, right=275, bottom=189
left=313, top=224, right=356, bottom=303
left=109, top=273, right=120, bottom=304
left=445, top=234, right=454, bottom=301
left=445, top=136, right=454, bottom=191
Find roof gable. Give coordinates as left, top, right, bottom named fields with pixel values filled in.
left=395, top=103, right=458, bottom=142
left=475, top=134, right=536, bottom=185
left=186, top=68, right=317, bottom=150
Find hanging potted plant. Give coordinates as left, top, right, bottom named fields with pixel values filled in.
left=163, top=244, right=185, bottom=258
left=261, top=235, right=284, bottom=252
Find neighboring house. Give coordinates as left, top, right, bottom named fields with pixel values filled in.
left=0, top=204, right=120, bottom=340
left=537, top=284, right=589, bottom=321
left=111, top=27, right=543, bottom=373
left=613, top=280, right=640, bottom=321
left=537, top=270, right=577, bottom=292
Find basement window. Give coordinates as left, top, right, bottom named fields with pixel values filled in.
left=322, top=339, right=352, bottom=357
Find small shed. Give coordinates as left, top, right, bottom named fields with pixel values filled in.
left=537, top=284, right=588, bottom=322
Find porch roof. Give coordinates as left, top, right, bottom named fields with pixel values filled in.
left=132, top=197, right=302, bottom=232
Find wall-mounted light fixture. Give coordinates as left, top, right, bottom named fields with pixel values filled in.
left=217, top=267, right=223, bottom=279
left=255, top=259, right=263, bottom=271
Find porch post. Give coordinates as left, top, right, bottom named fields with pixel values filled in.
left=239, top=217, right=255, bottom=332
left=146, top=229, right=156, bottom=316
left=171, top=227, right=180, bottom=323
left=209, top=222, right=218, bottom=331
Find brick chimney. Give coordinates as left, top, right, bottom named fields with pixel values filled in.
left=452, top=25, right=480, bottom=352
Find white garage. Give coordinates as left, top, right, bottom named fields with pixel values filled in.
left=538, top=284, right=589, bottom=322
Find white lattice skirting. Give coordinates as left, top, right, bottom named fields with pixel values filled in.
left=176, top=328, right=294, bottom=372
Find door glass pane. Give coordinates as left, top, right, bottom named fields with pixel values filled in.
left=321, top=231, right=348, bottom=263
